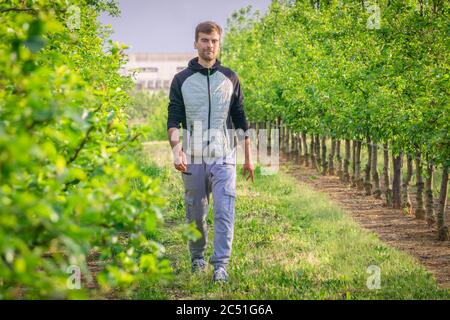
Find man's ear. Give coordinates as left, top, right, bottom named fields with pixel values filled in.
left=193, top=41, right=197, bottom=50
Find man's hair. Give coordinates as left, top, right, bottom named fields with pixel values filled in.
left=195, top=21, right=222, bottom=42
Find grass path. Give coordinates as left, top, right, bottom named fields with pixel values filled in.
left=132, top=142, right=449, bottom=300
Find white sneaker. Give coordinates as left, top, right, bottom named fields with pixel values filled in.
left=213, top=267, right=228, bottom=283
left=191, top=258, right=207, bottom=273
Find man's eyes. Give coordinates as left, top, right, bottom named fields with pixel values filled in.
left=202, top=39, right=219, bottom=43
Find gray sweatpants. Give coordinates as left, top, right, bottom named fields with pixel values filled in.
left=181, top=152, right=237, bottom=269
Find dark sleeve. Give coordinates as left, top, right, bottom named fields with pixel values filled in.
left=167, top=76, right=186, bottom=130
left=230, top=75, right=249, bottom=132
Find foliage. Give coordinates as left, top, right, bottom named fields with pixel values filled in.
left=0, top=0, right=170, bottom=298
left=222, top=0, right=449, bottom=166
left=126, top=90, right=168, bottom=141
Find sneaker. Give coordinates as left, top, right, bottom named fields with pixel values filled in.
left=213, top=266, right=228, bottom=283
left=191, top=258, right=207, bottom=273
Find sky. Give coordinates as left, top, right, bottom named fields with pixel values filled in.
left=98, top=0, right=272, bottom=53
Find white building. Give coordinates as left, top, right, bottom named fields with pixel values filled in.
left=121, top=52, right=196, bottom=93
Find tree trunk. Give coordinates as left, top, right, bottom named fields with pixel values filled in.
left=401, top=154, right=413, bottom=215
left=321, top=136, right=328, bottom=175
left=392, top=152, right=403, bottom=210
left=288, top=128, right=292, bottom=157
left=291, top=131, right=296, bottom=162
left=279, top=121, right=283, bottom=152
left=351, top=140, right=357, bottom=187
left=291, top=131, right=296, bottom=155
left=260, top=121, right=267, bottom=164
left=364, top=137, right=372, bottom=195
left=437, top=165, right=449, bottom=241
left=284, top=125, right=291, bottom=157
left=383, top=143, right=393, bottom=207
left=343, top=139, right=351, bottom=183
left=255, top=122, right=260, bottom=162
left=372, top=143, right=381, bottom=199
left=288, top=127, right=292, bottom=154
left=425, top=162, right=436, bottom=226
left=277, top=118, right=281, bottom=149
left=310, top=135, right=315, bottom=169
left=329, top=138, right=336, bottom=175
left=414, top=152, right=426, bottom=219
left=355, top=140, right=363, bottom=190
left=315, top=135, right=320, bottom=164
left=302, top=132, right=309, bottom=167
left=314, top=135, right=321, bottom=172
left=336, top=140, right=343, bottom=179
left=291, top=132, right=296, bottom=162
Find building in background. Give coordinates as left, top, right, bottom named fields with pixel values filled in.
left=121, top=52, right=196, bottom=94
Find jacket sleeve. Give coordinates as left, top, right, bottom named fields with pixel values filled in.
left=230, top=75, right=249, bottom=133
left=167, top=76, right=186, bottom=130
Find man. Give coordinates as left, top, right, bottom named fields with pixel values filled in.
left=167, top=21, right=254, bottom=283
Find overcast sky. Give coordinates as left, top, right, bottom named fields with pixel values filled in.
left=98, top=0, right=272, bottom=53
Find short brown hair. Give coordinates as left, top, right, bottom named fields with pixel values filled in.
left=195, top=21, right=222, bottom=42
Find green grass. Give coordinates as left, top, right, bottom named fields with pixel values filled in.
left=130, top=141, right=449, bottom=300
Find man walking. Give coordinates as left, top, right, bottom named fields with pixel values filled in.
left=167, top=21, right=254, bottom=283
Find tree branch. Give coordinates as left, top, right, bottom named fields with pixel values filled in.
left=116, top=133, right=142, bottom=154
left=67, top=125, right=95, bottom=165
left=0, top=8, right=38, bottom=14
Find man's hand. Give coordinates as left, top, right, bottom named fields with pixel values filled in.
left=168, top=128, right=188, bottom=172
left=174, top=148, right=188, bottom=172
left=242, top=161, right=254, bottom=182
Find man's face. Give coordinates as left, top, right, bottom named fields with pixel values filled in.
left=194, top=31, right=220, bottom=62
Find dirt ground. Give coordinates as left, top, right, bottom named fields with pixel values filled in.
left=279, top=152, right=450, bottom=289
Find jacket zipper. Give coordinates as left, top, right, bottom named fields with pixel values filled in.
left=206, top=68, right=211, bottom=146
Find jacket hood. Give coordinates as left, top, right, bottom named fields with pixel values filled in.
left=188, top=57, right=221, bottom=75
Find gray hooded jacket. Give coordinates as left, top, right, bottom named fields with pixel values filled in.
left=167, top=57, right=249, bottom=161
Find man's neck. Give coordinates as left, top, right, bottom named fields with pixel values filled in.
left=197, top=56, right=216, bottom=69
